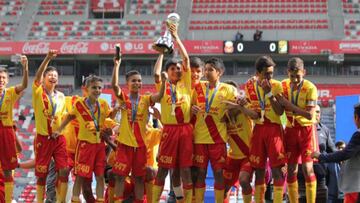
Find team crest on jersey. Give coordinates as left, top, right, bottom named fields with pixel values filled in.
left=162, top=132, right=168, bottom=139
left=80, top=142, right=87, bottom=148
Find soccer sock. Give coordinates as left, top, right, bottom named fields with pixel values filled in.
left=194, top=182, right=205, bottom=203
left=152, top=179, right=164, bottom=203
left=242, top=187, right=253, bottom=203
left=305, top=175, right=317, bottom=203
left=95, top=198, right=105, bottom=202
left=113, top=196, right=124, bottom=203
left=214, top=182, right=225, bottom=203
left=71, top=196, right=81, bottom=203
left=173, top=185, right=184, bottom=199
left=36, top=178, right=46, bottom=203
left=183, top=183, right=193, bottom=203
left=287, top=175, right=299, bottom=203
left=4, top=176, right=14, bottom=203
left=254, top=179, right=266, bottom=203
left=273, top=179, right=285, bottom=203
left=56, top=176, right=68, bottom=203
left=108, top=179, right=115, bottom=203
left=145, top=180, right=153, bottom=203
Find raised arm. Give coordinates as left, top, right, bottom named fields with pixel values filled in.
left=111, top=57, right=122, bottom=99
left=151, top=72, right=168, bottom=103
left=15, top=55, right=29, bottom=94
left=34, top=50, right=57, bottom=85
left=153, top=53, right=164, bottom=83
left=168, top=23, right=190, bottom=72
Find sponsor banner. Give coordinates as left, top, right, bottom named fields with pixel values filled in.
left=0, top=40, right=223, bottom=55
left=290, top=40, right=360, bottom=54
left=223, top=40, right=288, bottom=54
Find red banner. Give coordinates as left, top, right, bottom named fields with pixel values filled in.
left=290, top=40, right=360, bottom=54
left=0, top=40, right=223, bottom=55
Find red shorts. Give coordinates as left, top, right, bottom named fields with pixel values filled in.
left=284, top=125, right=318, bottom=164
left=193, top=143, right=227, bottom=170
left=0, top=170, right=4, bottom=201
left=223, top=157, right=253, bottom=187
left=74, top=141, right=106, bottom=178
left=68, top=152, right=75, bottom=170
left=157, top=124, right=193, bottom=169
left=112, top=143, right=147, bottom=177
left=34, top=134, right=68, bottom=178
left=0, top=127, right=18, bottom=170
left=249, top=123, right=286, bottom=169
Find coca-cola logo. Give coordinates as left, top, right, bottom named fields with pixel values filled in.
left=60, top=42, right=89, bottom=54
left=22, top=42, right=50, bottom=54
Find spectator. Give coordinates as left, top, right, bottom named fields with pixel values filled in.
left=253, top=30, right=262, bottom=41
left=316, top=105, right=337, bottom=153
left=312, top=103, right=360, bottom=203
left=235, top=31, right=243, bottom=41
left=327, top=141, right=346, bottom=203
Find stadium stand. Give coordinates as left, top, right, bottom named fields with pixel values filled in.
left=343, top=0, right=360, bottom=39
left=129, top=0, right=177, bottom=15
left=0, top=0, right=24, bottom=17
left=0, top=0, right=24, bottom=40
left=37, top=0, right=86, bottom=16
left=192, top=0, right=328, bottom=14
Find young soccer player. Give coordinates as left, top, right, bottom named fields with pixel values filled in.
left=32, top=50, right=69, bottom=203
left=0, top=55, right=28, bottom=202
left=222, top=80, right=254, bottom=203
left=244, top=56, right=286, bottom=203
left=111, top=53, right=167, bottom=202
left=275, top=57, right=318, bottom=203
left=53, top=75, right=114, bottom=202
left=151, top=23, right=194, bottom=203
left=191, top=58, right=237, bottom=203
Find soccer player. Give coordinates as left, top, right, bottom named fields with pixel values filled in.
left=53, top=75, right=114, bottom=202
left=190, top=58, right=236, bottom=203
left=32, top=50, right=69, bottom=203
left=151, top=23, right=194, bottom=203
left=111, top=53, right=167, bottom=203
left=0, top=55, right=28, bottom=202
left=222, top=80, right=254, bottom=203
left=276, top=57, right=318, bottom=203
left=244, top=56, right=286, bottom=203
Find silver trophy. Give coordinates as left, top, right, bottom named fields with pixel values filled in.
left=153, top=13, right=180, bottom=54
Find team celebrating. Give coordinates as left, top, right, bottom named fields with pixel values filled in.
left=2, top=19, right=347, bottom=203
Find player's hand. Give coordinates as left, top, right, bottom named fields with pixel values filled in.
left=101, top=128, right=113, bottom=141
left=191, top=105, right=202, bottom=115
left=20, top=55, right=28, bottom=69
left=311, top=151, right=321, bottom=159
left=167, top=23, right=179, bottom=39
left=150, top=106, right=161, bottom=120
left=46, top=49, right=58, bottom=60
left=276, top=95, right=293, bottom=110
left=261, top=79, right=272, bottom=94
left=49, top=131, right=60, bottom=139
left=236, top=96, right=248, bottom=106
left=152, top=43, right=165, bottom=54
left=113, top=57, right=121, bottom=67
left=161, top=71, right=168, bottom=82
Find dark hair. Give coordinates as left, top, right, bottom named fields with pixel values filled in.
left=190, top=57, right=204, bottom=69
left=165, top=58, right=181, bottom=71
left=125, top=70, right=141, bottom=81
left=335, top=140, right=346, bottom=148
left=205, top=57, right=225, bottom=74
left=0, top=67, right=8, bottom=75
left=354, top=103, right=360, bottom=118
left=224, top=80, right=238, bottom=88
left=43, top=66, right=58, bottom=77
left=287, top=57, right=304, bottom=71
left=82, top=74, right=95, bottom=86
left=85, top=75, right=103, bottom=87
left=255, top=55, right=276, bottom=73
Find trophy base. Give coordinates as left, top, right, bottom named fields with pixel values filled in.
left=153, top=44, right=173, bottom=54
